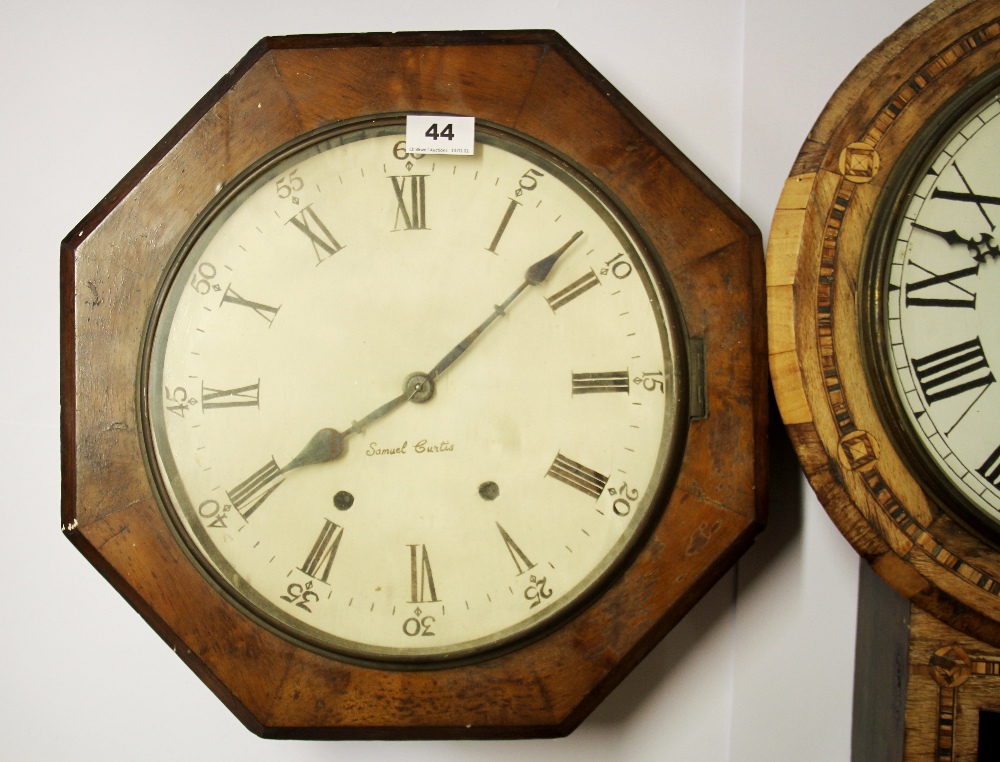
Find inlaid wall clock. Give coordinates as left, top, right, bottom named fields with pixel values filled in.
left=62, top=31, right=766, bottom=738
left=768, top=0, right=1000, bottom=645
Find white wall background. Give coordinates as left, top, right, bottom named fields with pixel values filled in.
left=0, top=1, right=927, bottom=759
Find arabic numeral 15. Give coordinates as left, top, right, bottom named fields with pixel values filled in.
left=634, top=370, right=665, bottom=393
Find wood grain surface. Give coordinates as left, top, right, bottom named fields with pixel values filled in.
left=62, top=31, right=767, bottom=738
left=904, top=605, right=1000, bottom=761
left=767, top=0, right=1000, bottom=646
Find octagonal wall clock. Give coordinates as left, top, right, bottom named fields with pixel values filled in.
left=768, top=0, right=1000, bottom=646
left=62, top=31, right=766, bottom=738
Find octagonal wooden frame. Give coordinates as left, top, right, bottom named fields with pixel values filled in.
left=61, top=30, right=766, bottom=739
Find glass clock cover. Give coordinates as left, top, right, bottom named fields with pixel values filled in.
left=143, top=118, right=686, bottom=665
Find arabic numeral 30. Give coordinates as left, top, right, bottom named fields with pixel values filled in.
left=402, top=608, right=436, bottom=636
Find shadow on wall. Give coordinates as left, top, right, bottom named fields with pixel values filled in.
left=587, top=392, right=805, bottom=728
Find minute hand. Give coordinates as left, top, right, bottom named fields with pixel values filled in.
left=427, top=230, right=583, bottom=381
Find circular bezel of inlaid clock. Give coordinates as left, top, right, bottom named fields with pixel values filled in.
left=862, top=66, right=1000, bottom=545
left=140, top=116, right=688, bottom=666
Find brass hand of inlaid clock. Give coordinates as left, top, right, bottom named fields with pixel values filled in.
left=911, top=222, right=1000, bottom=263
left=283, top=230, right=584, bottom=473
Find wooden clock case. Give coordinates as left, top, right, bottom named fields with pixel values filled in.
left=768, top=0, right=1000, bottom=649
left=62, top=30, right=767, bottom=738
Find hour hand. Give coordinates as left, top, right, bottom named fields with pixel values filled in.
left=911, top=222, right=1000, bottom=263
left=284, top=428, right=347, bottom=472
left=282, top=380, right=423, bottom=473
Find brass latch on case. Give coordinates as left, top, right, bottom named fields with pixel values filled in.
left=688, top=337, right=707, bottom=421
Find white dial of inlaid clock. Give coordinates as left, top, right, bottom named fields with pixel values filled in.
left=145, top=122, right=683, bottom=663
left=886, top=93, right=1000, bottom=525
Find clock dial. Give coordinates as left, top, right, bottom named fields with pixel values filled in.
left=142, top=118, right=686, bottom=665
left=870, top=75, right=1000, bottom=540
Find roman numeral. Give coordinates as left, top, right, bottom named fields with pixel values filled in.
left=287, top=205, right=343, bottom=263
left=391, top=175, right=428, bottom=231
left=572, top=370, right=630, bottom=395
left=905, top=264, right=978, bottom=308
left=299, top=519, right=344, bottom=583
left=931, top=162, right=997, bottom=228
left=486, top=198, right=520, bottom=253
left=201, top=381, right=259, bottom=410
left=408, top=544, right=439, bottom=602
left=220, top=286, right=280, bottom=324
left=546, top=453, right=609, bottom=500
left=227, top=458, right=284, bottom=519
left=496, top=523, right=536, bottom=576
left=546, top=270, right=600, bottom=311
left=912, top=337, right=995, bottom=404
left=978, top=444, right=1000, bottom=490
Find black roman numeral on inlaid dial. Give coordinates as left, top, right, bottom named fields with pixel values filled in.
left=287, top=205, right=343, bottom=264
left=201, top=381, right=259, bottom=410
left=220, top=286, right=281, bottom=324
left=572, top=371, right=629, bottom=395
left=391, top=175, right=428, bottom=231
left=546, top=453, right=609, bottom=500
left=904, top=264, right=978, bottom=309
left=978, top=444, right=1000, bottom=490
left=299, top=519, right=344, bottom=583
left=546, top=270, right=600, bottom=311
left=227, top=457, right=284, bottom=519
left=408, top=544, right=439, bottom=602
left=976, top=446, right=1000, bottom=489
left=912, top=337, right=995, bottom=404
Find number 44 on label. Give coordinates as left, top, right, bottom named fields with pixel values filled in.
left=405, top=114, right=475, bottom=155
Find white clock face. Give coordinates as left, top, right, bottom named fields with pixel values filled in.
left=143, top=119, right=686, bottom=665
left=879, top=84, right=1000, bottom=535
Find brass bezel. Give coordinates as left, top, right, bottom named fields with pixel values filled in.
left=137, top=114, right=691, bottom=669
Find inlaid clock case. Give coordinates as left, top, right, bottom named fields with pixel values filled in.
left=768, top=0, right=1000, bottom=646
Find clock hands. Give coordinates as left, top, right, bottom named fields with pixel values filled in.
left=282, top=385, right=417, bottom=472
left=911, top=222, right=1000, bottom=263
left=426, top=230, right=582, bottom=381
left=282, top=230, right=584, bottom=473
